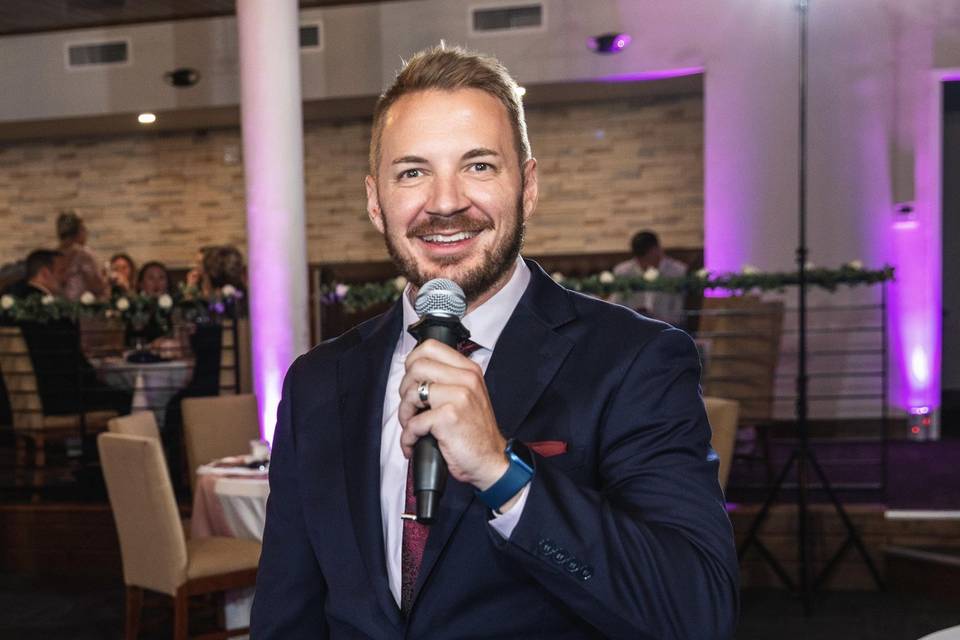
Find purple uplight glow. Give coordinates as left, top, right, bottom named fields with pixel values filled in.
left=596, top=66, right=703, bottom=84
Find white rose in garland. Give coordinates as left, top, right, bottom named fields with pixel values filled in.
left=335, top=284, right=350, bottom=298
left=393, top=276, right=408, bottom=291
left=741, top=264, right=760, bottom=275
left=0, top=294, right=13, bottom=310
left=598, top=271, right=615, bottom=284
left=695, top=268, right=709, bottom=279
left=41, top=294, right=55, bottom=306
left=551, top=272, right=565, bottom=283
left=80, top=291, right=96, bottom=305
left=115, top=297, right=130, bottom=311
left=158, top=294, right=173, bottom=309
left=846, top=260, right=863, bottom=270
left=643, top=268, right=660, bottom=282
left=221, top=284, right=237, bottom=298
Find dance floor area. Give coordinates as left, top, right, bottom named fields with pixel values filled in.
left=2, top=573, right=958, bottom=640
left=726, top=432, right=960, bottom=510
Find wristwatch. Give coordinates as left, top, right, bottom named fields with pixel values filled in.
left=476, top=439, right=535, bottom=512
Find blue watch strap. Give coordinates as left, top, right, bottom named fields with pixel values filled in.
left=476, top=439, right=535, bottom=511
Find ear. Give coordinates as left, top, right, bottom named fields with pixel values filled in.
left=365, top=175, right=385, bottom=234
left=521, top=158, right=539, bottom=222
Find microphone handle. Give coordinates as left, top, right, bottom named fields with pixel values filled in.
left=407, top=316, right=471, bottom=524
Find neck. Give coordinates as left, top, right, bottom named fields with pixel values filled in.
left=26, top=278, right=51, bottom=295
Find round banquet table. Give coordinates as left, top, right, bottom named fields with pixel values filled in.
left=96, top=357, right=193, bottom=427
left=191, top=459, right=270, bottom=636
left=921, top=626, right=960, bottom=640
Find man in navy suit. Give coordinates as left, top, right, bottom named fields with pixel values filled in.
left=251, top=45, right=738, bottom=639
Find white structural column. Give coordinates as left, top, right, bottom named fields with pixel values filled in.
left=237, top=0, right=309, bottom=443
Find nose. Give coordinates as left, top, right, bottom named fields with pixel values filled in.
left=425, top=172, right=469, bottom=217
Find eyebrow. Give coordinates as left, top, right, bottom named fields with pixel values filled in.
left=462, top=147, right=500, bottom=161
left=390, top=148, right=501, bottom=165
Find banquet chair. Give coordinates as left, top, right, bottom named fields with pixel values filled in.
left=107, top=412, right=193, bottom=537
left=108, top=411, right=160, bottom=440
left=182, top=394, right=260, bottom=493
left=98, top=433, right=260, bottom=640
left=704, top=396, right=740, bottom=492
left=0, top=326, right=115, bottom=472
left=697, top=295, right=784, bottom=481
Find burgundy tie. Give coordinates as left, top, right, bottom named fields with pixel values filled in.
left=400, top=339, right=482, bottom=615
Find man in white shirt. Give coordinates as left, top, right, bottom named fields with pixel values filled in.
left=612, top=230, right=689, bottom=327
left=252, top=45, right=737, bottom=640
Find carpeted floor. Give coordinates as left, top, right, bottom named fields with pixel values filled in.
left=1, top=573, right=958, bottom=639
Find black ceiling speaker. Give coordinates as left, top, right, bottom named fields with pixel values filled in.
left=165, top=67, right=200, bottom=88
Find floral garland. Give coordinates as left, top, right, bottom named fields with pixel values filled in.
left=320, top=261, right=896, bottom=313
left=0, top=284, right=243, bottom=331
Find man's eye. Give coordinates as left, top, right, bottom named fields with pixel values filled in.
left=470, top=162, right=491, bottom=172
left=399, top=168, right=423, bottom=179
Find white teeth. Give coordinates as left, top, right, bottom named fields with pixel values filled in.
left=422, top=231, right=478, bottom=243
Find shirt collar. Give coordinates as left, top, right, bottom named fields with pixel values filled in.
left=399, top=256, right=530, bottom=355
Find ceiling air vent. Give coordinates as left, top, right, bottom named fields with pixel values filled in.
left=66, top=39, right=130, bottom=68
left=470, top=4, right=544, bottom=34
left=300, top=24, right=323, bottom=51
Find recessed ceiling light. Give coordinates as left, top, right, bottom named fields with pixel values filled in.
left=138, top=112, right=157, bottom=124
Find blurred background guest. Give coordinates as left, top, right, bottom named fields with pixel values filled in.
left=107, top=253, right=135, bottom=295
left=16, top=249, right=131, bottom=417
left=136, top=261, right=171, bottom=297
left=613, top=230, right=688, bottom=327
left=56, top=211, right=107, bottom=301
left=200, top=245, right=247, bottom=297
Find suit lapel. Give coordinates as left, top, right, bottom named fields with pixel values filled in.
left=338, top=304, right=404, bottom=627
left=411, top=262, right=576, bottom=605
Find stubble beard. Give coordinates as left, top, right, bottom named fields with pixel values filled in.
left=381, top=193, right=526, bottom=304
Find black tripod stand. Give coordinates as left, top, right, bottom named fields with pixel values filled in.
left=735, top=0, right=884, bottom=614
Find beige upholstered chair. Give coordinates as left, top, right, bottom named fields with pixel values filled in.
left=98, top=433, right=260, bottom=640
left=181, top=394, right=260, bottom=492
left=0, top=326, right=115, bottom=470
left=704, top=397, right=740, bottom=491
left=108, top=411, right=160, bottom=440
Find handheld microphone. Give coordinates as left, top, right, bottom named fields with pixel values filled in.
left=407, top=278, right=471, bottom=524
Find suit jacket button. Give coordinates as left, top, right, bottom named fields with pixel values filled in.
left=552, top=549, right=570, bottom=564
left=565, top=558, right=582, bottom=573
left=538, top=539, right=557, bottom=556
left=579, top=565, right=594, bottom=581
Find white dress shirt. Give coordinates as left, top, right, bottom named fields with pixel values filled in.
left=379, top=256, right=532, bottom=606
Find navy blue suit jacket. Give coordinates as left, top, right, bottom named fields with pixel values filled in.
left=251, top=261, right=738, bottom=639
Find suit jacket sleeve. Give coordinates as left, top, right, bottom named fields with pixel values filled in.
left=491, top=327, right=739, bottom=640
left=250, top=360, right=329, bottom=638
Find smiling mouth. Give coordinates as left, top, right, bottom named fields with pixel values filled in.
left=419, top=230, right=481, bottom=244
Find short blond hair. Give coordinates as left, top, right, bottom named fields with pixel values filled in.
left=369, top=44, right=531, bottom=175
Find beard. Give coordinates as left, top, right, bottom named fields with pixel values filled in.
left=381, top=193, right=526, bottom=304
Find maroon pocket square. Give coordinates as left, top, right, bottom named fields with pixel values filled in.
left=526, top=440, right=567, bottom=457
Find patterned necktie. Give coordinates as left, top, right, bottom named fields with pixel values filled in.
left=400, top=338, right=482, bottom=615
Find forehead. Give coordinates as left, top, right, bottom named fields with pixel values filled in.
left=379, top=88, right=514, bottom=161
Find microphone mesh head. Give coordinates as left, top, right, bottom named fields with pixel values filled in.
left=414, top=278, right=467, bottom=319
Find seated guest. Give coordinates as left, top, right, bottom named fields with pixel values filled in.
left=56, top=211, right=108, bottom=301
left=16, top=250, right=131, bottom=417
left=137, top=261, right=171, bottom=297
left=127, top=261, right=173, bottom=346
left=164, top=246, right=247, bottom=496
left=108, top=253, right=136, bottom=295
left=613, top=230, right=689, bottom=327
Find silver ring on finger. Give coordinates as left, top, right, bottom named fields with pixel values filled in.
left=418, top=381, right=431, bottom=408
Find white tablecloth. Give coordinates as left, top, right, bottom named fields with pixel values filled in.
left=192, top=461, right=270, bottom=635
left=97, top=358, right=193, bottom=426
left=920, top=626, right=960, bottom=640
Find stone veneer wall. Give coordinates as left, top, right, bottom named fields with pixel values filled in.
left=0, top=93, right=702, bottom=269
